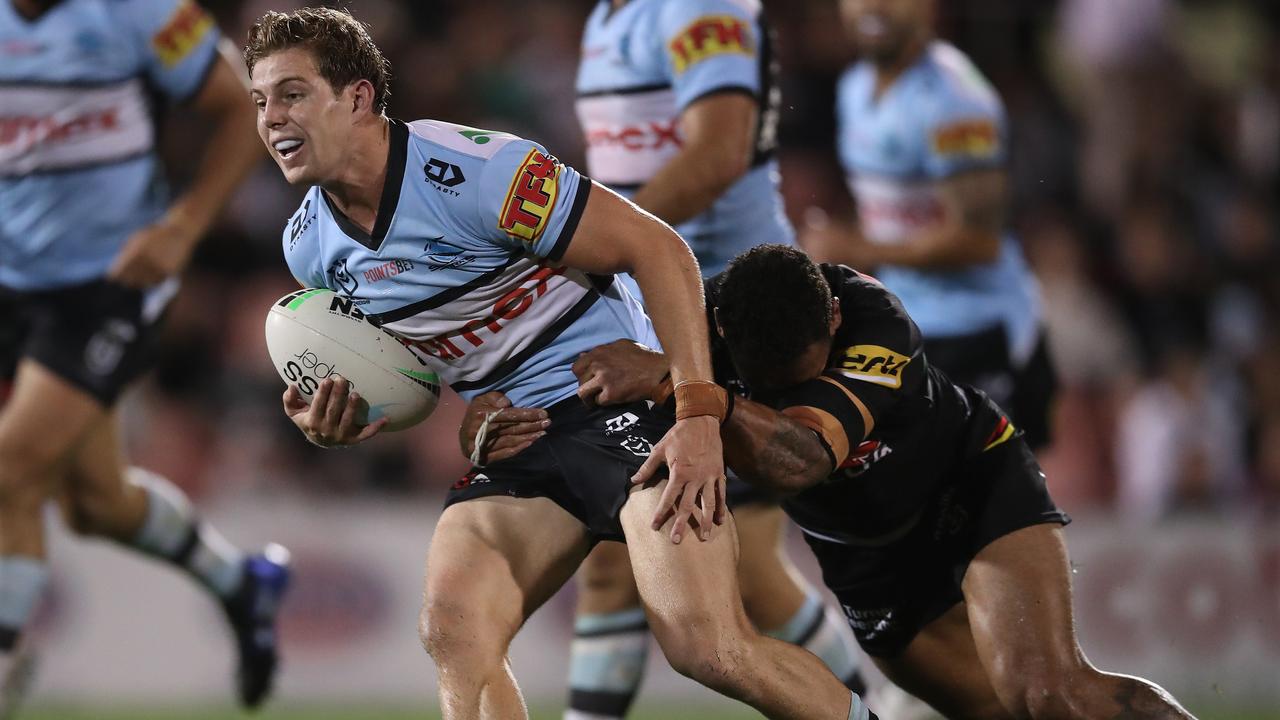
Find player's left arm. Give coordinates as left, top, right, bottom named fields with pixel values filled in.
left=846, top=167, right=1005, bottom=269
left=628, top=2, right=764, bottom=225
left=630, top=93, right=756, bottom=226
left=110, top=1, right=261, bottom=287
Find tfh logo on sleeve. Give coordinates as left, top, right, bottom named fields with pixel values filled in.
left=499, top=149, right=561, bottom=243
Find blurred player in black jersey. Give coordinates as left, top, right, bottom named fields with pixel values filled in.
left=469, top=244, right=1197, bottom=720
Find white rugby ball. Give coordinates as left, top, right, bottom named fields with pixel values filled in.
left=265, top=288, right=440, bottom=432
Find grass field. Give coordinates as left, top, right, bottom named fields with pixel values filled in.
left=21, top=705, right=1279, bottom=720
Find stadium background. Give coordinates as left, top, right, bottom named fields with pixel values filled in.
left=22, top=0, right=1280, bottom=718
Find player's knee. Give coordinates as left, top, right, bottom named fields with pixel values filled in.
left=651, top=610, right=751, bottom=692
left=0, top=449, right=54, bottom=513
left=987, top=654, right=1091, bottom=719
left=418, top=592, right=507, bottom=671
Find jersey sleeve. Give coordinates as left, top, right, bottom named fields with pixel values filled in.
left=775, top=265, right=925, bottom=466
left=657, top=0, right=762, bottom=110
left=281, top=194, right=324, bottom=288
left=117, top=0, right=222, bottom=103
left=919, top=63, right=1007, bottom=179
left=475, top=138, right=593, bottom=261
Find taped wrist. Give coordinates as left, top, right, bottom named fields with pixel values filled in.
left=674, top=380, right=728, bottom=423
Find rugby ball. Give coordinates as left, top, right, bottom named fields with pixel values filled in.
left=265, top=288, right=440, bottom=431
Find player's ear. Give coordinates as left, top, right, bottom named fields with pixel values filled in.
left=713, top=307, right=726, bottom=339
left=829, top=298, right=841, bottom=338
left=349, top=79, right=376, bottom=117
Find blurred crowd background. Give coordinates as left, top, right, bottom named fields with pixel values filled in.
left=141, top=0, right=1280, bottom=525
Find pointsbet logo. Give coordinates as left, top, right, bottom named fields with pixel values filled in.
left=836, top=344, right=910, bottom=389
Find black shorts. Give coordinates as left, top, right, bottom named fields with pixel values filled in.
left=444, top=396, right=674, bottom=542
left=923, top=325, right=1057, bottom=450
left=802, top=433, right=1070, bottom=658
left=0, top=280, right=165, bottom=406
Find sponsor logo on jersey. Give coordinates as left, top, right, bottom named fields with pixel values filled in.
left=424, top=158, right=466, bottom=195
left=452, top=470, right=492, bottom=490
left=930, top=119, right=999, bottom=158
left=413, top=264, right=567, bottom=360
left=458, top=128, right=498, bottom=145
left=0, top=109, right=121, bottom=149
left=585, top=120, right=681, bottom=152
left=499, top=149, right=561, bottom=244
left=836, top=344, right=910, bottom=388
left=288, top=199, right=314, bottom=251
left=363, top=259, right=415, bottom=284
left=151, top=0, right=214, bottom=68
left=668, top=15, right=753, bottom=74
left=837, top=439, right=893, bottom=477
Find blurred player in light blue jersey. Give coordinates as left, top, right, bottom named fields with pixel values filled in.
left=248, top=8, right=874, bottom=720
left=547, top=2, right=864, bottom=718
left=808, top=0, right=1056, bottom=452
left=0, top=0, right=288, bottom=712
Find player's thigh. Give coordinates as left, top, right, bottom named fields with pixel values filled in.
left=871, top=602, right=1010, bottom=720
left=960, top=523, right=1082, bottom=696
left=621, top=480, right=750, bottom=656
left=575, top=540, right=642, bottom=615
left=422, top=496, right=592, bottom=655
left=733, top=503, right=808, bottom=630
left=0, top=358, right=105, bottom=483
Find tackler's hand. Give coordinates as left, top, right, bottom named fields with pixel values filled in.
left=459, top=391, right=549, bottom=465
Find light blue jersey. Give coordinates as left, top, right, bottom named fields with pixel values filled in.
left=283, top=120, right=653, bottom=408
left=836, top=41, right=1041, bottom=364
left=575, top=0, right=793, bottom=277
left=0, top=0, right=221, bottom=291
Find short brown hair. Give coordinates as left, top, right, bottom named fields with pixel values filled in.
left=245, top=7, right=392, bottom=114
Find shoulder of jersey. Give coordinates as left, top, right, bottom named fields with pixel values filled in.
left=405, top=119, right=526, bottom=161
left=660, top=0, right=760, bottom=17
left=923, top=42, right=1000, bottom=107
left=282, top=186, right=323, bottom=255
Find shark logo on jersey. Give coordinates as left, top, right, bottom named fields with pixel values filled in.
left=327, top=258, right=359, bottom=297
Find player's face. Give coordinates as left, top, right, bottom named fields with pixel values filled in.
left=250, top=48, right=352, bottom=186
left=840, top=0, right=930, bottom=63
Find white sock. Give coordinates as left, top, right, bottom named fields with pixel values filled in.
left=0, top=557, right=48, bottom=652
left=769, top=592, right=863, bottom=689
left=565, top=607, right=649, bottom=720
left=127, top=467, right=245, bottom=599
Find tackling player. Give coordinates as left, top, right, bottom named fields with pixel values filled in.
left=806, top=0, right=1055, bottom=449
left=559, top=1, right=863, bottom=716
left=546, top=244, right=1197, bottom=719
left=246, top=8, right=874, bottom=720
left=0, top=0, right=288, bottom=713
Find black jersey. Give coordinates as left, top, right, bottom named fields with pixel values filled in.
left=706, top=264, right=1015, bottom=545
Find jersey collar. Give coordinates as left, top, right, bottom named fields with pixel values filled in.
left=322, top=118, right=408, bottom=252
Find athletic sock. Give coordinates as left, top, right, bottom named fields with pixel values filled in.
left=564, top=607, right=649, bottom=720
left=768, top=591, right=865, bottom=692
left=0, top=557, right=48, bottom=654
left=126, top=467, right=245, bottom=599
left=850, top=689, right=876, bottom=720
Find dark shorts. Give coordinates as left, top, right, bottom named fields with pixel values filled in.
left=923, top=325, right=1057, bottom=450
left=0, top=280, right=164, bottom=406
left=444, top=396, right=674, bottom=542
left=803, top=433, right=1070, bottom=658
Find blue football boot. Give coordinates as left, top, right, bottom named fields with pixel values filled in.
left=222, top=543, right=291, bottom=710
